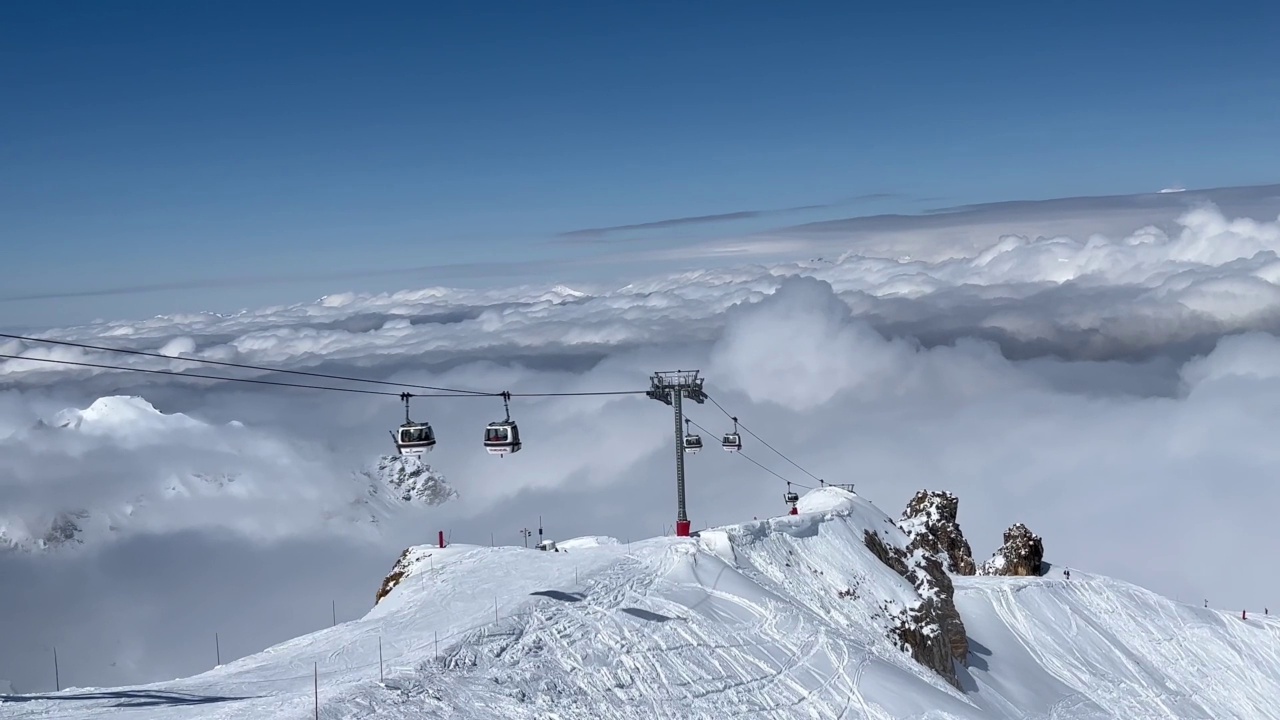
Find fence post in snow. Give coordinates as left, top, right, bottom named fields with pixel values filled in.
left=434, top=631, right=438, bottom=661
left=313, top=662, right=318, bottom=720
left=378, top=636, right=383, bottom=683
left=215, top=632, right=221, bottom=666
left=53, top=646, right=59, bottom=692
left=1243, top=610, right=1247, bottom=620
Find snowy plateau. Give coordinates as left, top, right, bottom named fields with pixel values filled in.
left=3, top=488, right=1279, bottom=719
left=0, top=396, right=455, bottom=552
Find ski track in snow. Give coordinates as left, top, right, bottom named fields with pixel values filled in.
left=4, top=489, right=1280, bottom=719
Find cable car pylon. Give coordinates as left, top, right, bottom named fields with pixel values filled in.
left=646, top=370, right=707, bottom=537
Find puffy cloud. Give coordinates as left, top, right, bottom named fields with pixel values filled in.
left=710, top=276, right=918, bottom=411
left=7, top=201, right=1280, bottom=691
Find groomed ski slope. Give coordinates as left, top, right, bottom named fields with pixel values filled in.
left=3, top=488, right=1279, bottom=719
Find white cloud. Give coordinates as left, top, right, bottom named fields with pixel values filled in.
left=7, top=200, right=1280, bottom=691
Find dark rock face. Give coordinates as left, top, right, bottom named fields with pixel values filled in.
left=979, top=522, right=1045, bottom=577
left=375, top=547, right=416, bottom=605
left=863, top=529, right=968, bottom=689
left=898, top=490, right=977, bottom=576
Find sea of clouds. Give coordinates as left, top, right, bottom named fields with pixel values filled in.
left=4, top=198, right=1280, bottom=691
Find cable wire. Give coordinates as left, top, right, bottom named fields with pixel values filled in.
left=0, top=353, right=507, bottom=397
left=508, top=390, right=650, bottom=397
left=704, top=393, right=825, bottom=485
left=0, top=335, right=650, bottom=399
left=0, top=332, right=494, bottom=396
left=685, top=418, right=813, bottom=490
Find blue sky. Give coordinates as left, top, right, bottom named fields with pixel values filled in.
left=3, top=0, right=1279, bottom=327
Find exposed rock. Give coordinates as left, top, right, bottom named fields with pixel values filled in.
left=979, top=522, right=1045, bottom=577
left=897, top=490, right=976, bottom=576
left=44, top=511, right=87, bottom=547
left=375, top=547, right=416, bottom=605
left=863, top=529, right=968, bottom=688
left=359, top=455, right=457, bottom=505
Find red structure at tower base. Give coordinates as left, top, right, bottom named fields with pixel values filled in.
left=675, top=520, right=691, bottom=537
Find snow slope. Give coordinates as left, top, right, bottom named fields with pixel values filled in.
left=3, top=488, right=1279, bottom=719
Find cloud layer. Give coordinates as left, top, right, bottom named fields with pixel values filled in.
left=5, top=199, right=1280, bottom=692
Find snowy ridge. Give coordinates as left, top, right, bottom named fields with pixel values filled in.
left=3, top=488, right=1280, bottom=718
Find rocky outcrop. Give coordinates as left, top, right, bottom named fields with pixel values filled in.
left=863, top=529, right=968, bottom=689
left=376, top=546, right=421, bottom=605
left=897, top=490, right=976, bottom=576
left=44, top=511, right=88, bottom=547
left=979, top=523, right=1045, bottom=577
left=358, top=455, right=457, bottom=505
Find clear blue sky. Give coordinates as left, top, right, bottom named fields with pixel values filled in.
left=3, top=0, right=1279, bottom=327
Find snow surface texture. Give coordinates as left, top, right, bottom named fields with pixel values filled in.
left=0, top=396, right=454, bottom=551
left=4, top=488, right=1278, bottom=719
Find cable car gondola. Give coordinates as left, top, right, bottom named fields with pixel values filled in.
left=784, top=482, right=799, bottom=515
left=722, top=416, right=742, bottom=453
left=683, top=418, right=702, bottom=454
left=392, top=392, right=436, bottom=455
left=484, top=392, right=522, bottom=457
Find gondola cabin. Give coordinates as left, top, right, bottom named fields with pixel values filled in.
left=395, top=422, right=436, bottom=455
left=484, top=420, right=522, bottom=456
left=721, top=432, right=742, bottom=452
left=683, top=432, right=703, bottom=454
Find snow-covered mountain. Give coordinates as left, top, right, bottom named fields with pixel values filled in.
left=4, top=487, right=1278, bottom=719
left=0, top=396, right=456, bottom=552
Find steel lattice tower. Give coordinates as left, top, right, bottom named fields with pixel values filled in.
left=647, top=370, right=707, bottom=537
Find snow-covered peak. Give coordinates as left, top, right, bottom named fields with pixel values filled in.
left=50, top=395, right=203, bottom=438
left=549, top=284, right=587, bottom=298
left=355, top=455, right=458, bottom=509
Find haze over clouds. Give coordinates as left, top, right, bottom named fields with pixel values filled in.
left=5, top=198, right=1280, bottom=692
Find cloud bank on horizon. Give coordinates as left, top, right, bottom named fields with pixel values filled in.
left=4, top=197, right=1280, bottom=692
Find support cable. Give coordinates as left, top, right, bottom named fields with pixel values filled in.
left=685, top=417, right=814, bottom=490
left=0, top=353, right=646, bottom=399
left=703, top=393, right=825, bottom=486
left=0, top=332, right=493, bottom=395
